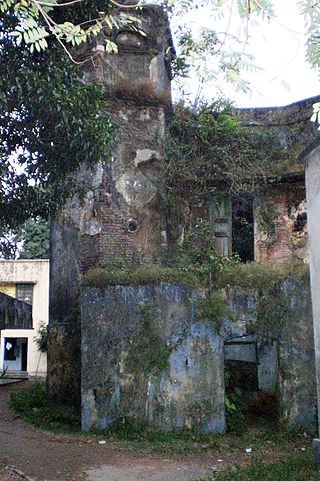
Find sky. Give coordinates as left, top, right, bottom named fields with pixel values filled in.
left=173, top=0, right=320, bottom=108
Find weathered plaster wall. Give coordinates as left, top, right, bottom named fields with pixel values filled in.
left=80, top=277, right=316, bottom=433
left=221, top=278, right=317, bottom=430
left=304, top=142, right=320, bottom=435
left=81, top=284, right=225, bottom=433
left=49, top=6, right=173, bottom=405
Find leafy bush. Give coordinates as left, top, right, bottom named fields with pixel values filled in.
left=34, top=322, right=48, bottom=352
left=224, top=371, right=246, bottom=435
left=10, top=381, right=47, bottom=414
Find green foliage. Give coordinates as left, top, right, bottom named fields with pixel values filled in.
left=196, top=292, right=227, bottom=331
left=126, top=305, right=172, bottom=375
left=1, top=12, right=116, bottom=231
left=10, top=381, right=80, bottom=432
left=167, top=218, right=238, bottom=287
left=34, top=322, right=48, bottom=353
left=259, top=202, right=279, bottom=237
left=224, top=370, right=246, bottom=435
left=166, top=102, right=287, bottom=203
left=0, top=218, right=49, bottom=259
left=214, top=261, right=309, bottom=290
left=20, top=218, right=50, bottom=259
left=10, top=381, right=47, bottom=414
left=83, top=265, right=200, bottom=288
left=199, top=454, right=317, bottom=481
left=1, top=0, right=144, bottom=57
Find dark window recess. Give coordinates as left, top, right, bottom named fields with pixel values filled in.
left=4, top=338, right=18, bottom=361
left=293, top=212, right=307, bottom=233
left=232, top=195, right=254, bottom=262
left=16, top=284, right=33, bottom=305
left=21, top=341, right=28, bottom=372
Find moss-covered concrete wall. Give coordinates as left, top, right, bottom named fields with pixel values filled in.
left=81, top=284, right=225, bottom=433
left=80, top=277, right=316, bottom=433
left=49, top=6, right=173, bottom=407
left=221, top=278, right=317, bottom=431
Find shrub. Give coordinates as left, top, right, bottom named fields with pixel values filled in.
left=10, top=381, right=47, bottom=415
left=215, top=261, right=309, bottom=290
left=10, top=382, right=80, bottom=432
left=34, top=322, right=48, bottom=352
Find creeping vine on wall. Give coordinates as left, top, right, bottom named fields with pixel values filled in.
left=165, top=101, right=289, bottom=206
left=126, top=305, right=172, bottom=375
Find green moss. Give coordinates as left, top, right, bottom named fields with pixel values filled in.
left=260, top=201, right=279, bottom=237
left=82, top=265, right=200, bottom=288
left=214, top=261, right=309, bottom=290
left=246, top=287, right=291, bottom=336
left=126, top=305, right=172, bottom=375
left=196, top=292, right=227, bottom=332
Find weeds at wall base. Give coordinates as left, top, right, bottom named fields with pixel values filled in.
left=10, top=381, right=80, bottom=433
left=9, top=382, right=314, bottom=461
left=197, top=454, right=318, bottom=481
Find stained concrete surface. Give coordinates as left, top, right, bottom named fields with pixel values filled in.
left=85, top=462, right=213, bottom=481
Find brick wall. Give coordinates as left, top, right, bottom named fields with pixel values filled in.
left=254, top=185, right=308, bottom=263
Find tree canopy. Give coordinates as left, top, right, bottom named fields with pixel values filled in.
left=0, top=218, right=49, bottom=259
left=1, top=4, right=117, bottom=233
left=0, top=0, right=143, bottom=59
left=1, top=0, right=320, bottom=238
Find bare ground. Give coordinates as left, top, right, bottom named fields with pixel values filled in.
left=0, top=381, right=312, bottom=481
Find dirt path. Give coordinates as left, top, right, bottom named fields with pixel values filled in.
left=0, top=382, right=312, bottom=481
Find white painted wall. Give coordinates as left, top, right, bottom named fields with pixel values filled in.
left=0, top=260, right=49, bottom=377
left=305, top=145, right=320, bottom=436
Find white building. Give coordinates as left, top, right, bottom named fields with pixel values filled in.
left=0, top=259, right=49, bottom=377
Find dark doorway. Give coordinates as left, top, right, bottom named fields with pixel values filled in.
left=3, top=337, right=28, bottom=372
left=21, top=340, right=28, bottom=372
left=232, top=195, right=254, bottom=262
left=224, top=335, right=279, bottom=420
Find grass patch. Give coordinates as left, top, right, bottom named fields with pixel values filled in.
left=83, top=261, right=309, bottom=291
left=83, top=265, right=200, bottom=288
left=10, top=381, right=80, bottom=433
left=198, top=454, right=317, bottom=481
left=214, top=261, right=309, bottom=290
left=92, top=416, right=220, bottom=453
